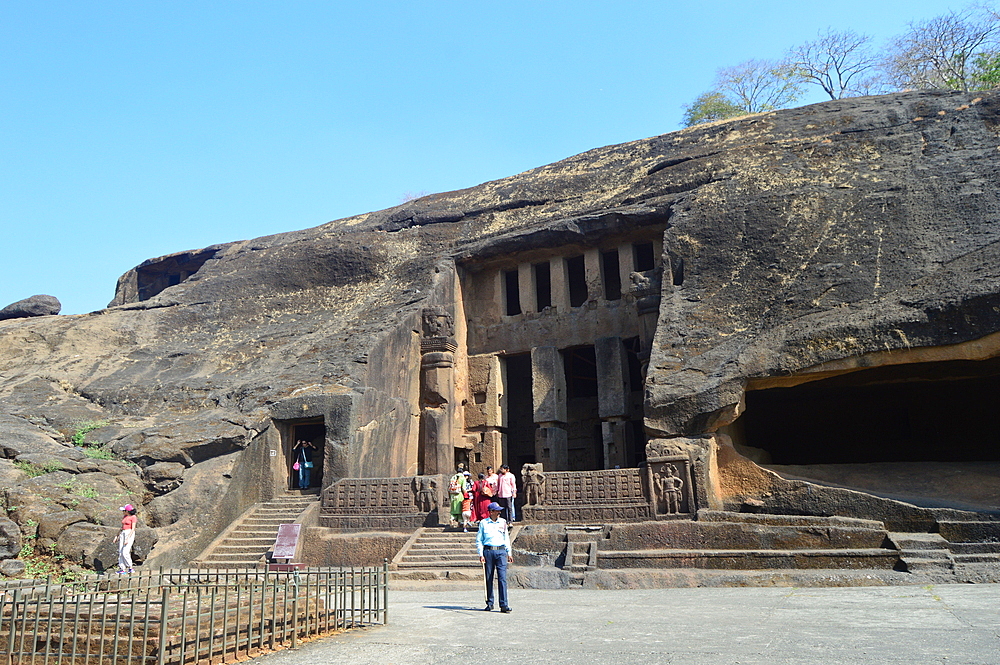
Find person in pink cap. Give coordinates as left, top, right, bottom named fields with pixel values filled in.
left=114, top=504, right=137, bottom=574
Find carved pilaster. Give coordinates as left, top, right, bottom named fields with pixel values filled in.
left=419, top=307, right=458, bottom=478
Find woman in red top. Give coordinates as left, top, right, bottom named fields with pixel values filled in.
left=114, top=504, right=137, bottom=574
left=472, top=472, right=494, bottom=523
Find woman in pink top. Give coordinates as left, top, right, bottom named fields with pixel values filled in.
left=114, top=504, right=138, bottom=574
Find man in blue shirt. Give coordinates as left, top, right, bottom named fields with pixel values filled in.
left=476, top=501, right=512, bottom=613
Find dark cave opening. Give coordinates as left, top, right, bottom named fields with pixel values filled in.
left=741, top=357, right=1000, bottom=464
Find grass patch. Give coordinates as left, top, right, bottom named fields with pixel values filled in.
left=14, top=460, right=62, bottom=477
left=82, top=446, right=117, bottom=460
left=70, top=420, right=111, bottom=447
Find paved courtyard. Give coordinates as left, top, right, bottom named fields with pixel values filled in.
left=252, top=584, right=1000, bottom=664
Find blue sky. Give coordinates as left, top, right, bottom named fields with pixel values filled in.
left=1, top=1, right=963, bottom=314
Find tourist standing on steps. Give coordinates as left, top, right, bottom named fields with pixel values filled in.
left=292, top=440, right=316, bottom=489
left=448, top=465, right=468, bottom=528
left=472, top=472, right=493, bottom=523
left=114, top=504, right=137, bottom=574
left=496, top=464, right=517, bottom=524
left=477, top=502, right=512, bottom=613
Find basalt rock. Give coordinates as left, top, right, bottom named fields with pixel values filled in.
left=1, top=90, right=999, bottom=571
left=0, top=295, right=61, bottom=321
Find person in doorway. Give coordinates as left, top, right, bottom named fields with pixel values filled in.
left=448, top=465, right=468, bottom=528
left=114, top=504, right=138, bottom=574
left=472, top=472, right=493, bottom=523
left=496, top=464, right=517, bottom=524
left=477, top=502, right=512, bottom=612
left=292, top=440, right=317, bottom=489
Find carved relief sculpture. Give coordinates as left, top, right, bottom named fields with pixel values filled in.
left=416, top=476, right=438, bottom=513
left=522, top=463, right=546, bottom=506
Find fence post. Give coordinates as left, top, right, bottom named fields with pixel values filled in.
left=157, top=589, right=169, bottom=665
left=290, top=572, right=299, bottom=650
left=383, top=559, right=389, bottom=625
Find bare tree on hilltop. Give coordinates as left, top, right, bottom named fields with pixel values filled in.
left=682, top=59, right=802, bottom=126
left=681, top=3, right=1000, bottom=127
left=788, top=29, right=881, bottom=99
left=882, top=5, right=1000, bottom=92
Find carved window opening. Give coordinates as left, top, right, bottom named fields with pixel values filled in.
left=533, top=262, right=552, bottom=310
left=632, top=242, right=655, bottom=272
left=602, top=250, right=621, bottom=301
left=566, top=255, right=588, bottom=307
left=503, top=269, right=521, bottom=315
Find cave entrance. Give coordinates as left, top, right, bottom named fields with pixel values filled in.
left=735, top=356, right=1000, bottom=509
left=287, top=418, right=325, bottom=491
left=741, top=357, right=1000, bottom=464
left=503, top=354, right=537, bottom=471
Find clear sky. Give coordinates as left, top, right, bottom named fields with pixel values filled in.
left=1, top=1, right=964, bottom=314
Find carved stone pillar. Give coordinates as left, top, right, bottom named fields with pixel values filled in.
left=596, top=336, right=632, bottom=469
left=531, top=346, right=569, bottom=471
left=629, top=267, right=662, bottom=379
left=419, top=307, right=458, bottom=478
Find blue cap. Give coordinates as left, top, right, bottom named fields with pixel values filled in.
left=487, top=502, right=503, bottom=512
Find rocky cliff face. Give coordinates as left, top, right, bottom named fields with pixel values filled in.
left=2, top=89, right=999, bottom=570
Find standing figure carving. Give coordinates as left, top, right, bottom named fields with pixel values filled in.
left=416, top=476, right=438, bottom=513
left=655, top=463, right=685, bottom=514
left=522, top=463, right=546, bottom=506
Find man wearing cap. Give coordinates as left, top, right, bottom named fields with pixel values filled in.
left=476, top=502, right=512, bottom=613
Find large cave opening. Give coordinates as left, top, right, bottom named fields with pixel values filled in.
left=742, top=356, right=1000, bottom=464
left=735, top=356, right=1000, bottom=510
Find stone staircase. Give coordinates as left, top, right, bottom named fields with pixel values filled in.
left=390, top=527, right=484, bottom=580
left=938, top=520, right=1000, bottom=571
left=193, top=491, right=319, bottom=568
left=889, top=532, right=954, bottom=573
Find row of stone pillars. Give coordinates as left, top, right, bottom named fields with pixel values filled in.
left=532, top=335, right=640, bottom=471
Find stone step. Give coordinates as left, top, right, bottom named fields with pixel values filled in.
left=900, top=548, right=951, bottom=560
left=396, top=562, right=481, bottom=570
left=400, top=554, right=482, bottom=564
left=902, top=557, right=954, bottom=573
left=937, top=521, right=1000, bottom=543
left=949, top=542, right=1000, bottom=555
left=389, top=568, right=484, bottom=581
left=597, top=548, right=899, bottom=571
left=698, top=510, right=885, bottom=530
left=888, top=532, right=951, bottom=550
left=408, top=543, right=478, bottom=551
left=953, top=552, right=1000, bottom=564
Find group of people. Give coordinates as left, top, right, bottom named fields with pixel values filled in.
left=448, top=463, right=517, bottom=531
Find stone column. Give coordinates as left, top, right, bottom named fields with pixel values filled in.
left=596, top=336, right=633, bottom=468
left=629, top=266, right=662, bottom=379
left=518, top=262, right=534, bottom=314
left=419, top=307, right=458, bottom=477
left=584, top=248, right=602, bottom=303
left=550, top=257, right=570, bottom=313
left=531, top=346, right=569, bottom=471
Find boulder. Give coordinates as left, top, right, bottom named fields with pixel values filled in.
left=0, top=295, right=60, bottom=320
left=0, top=414, right=73, bottom=459
left=0, top=558, right=25, bottom=577
left=36, top=510, right=87, bottom=548
left=0, top=517, right=22, bottom=559
left=56, top=523, right=117, bottom=569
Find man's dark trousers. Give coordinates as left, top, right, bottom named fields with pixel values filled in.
left=483, top=548, right=509, bottom=610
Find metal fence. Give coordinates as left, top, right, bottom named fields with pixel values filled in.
left=0, top=565, right=388, bottom=665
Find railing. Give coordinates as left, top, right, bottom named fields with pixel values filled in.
left=0, top=565, right=388, bottom=665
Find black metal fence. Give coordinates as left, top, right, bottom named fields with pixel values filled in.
left=0, top=565, right=388, bottom=665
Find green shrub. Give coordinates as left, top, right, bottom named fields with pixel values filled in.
left=70, top=420, right=111, bottom=446
left=82, top=446, right=117, bottom=460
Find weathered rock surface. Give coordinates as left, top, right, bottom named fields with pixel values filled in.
left=0, top=517, right=21, bottom=559
left=0, top=295, right=61, bottom=321
left=1, top=90, right=999, bottom=569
